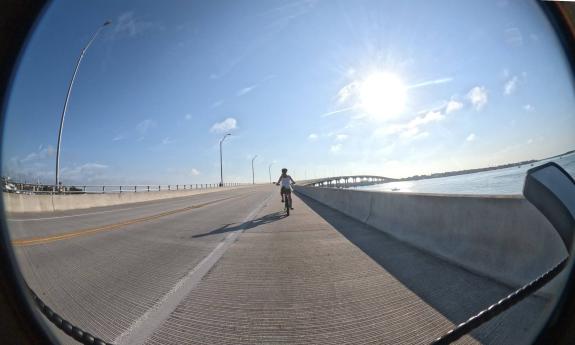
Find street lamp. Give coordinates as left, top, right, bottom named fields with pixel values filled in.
left=55, top=20, right=111, bottom=189
left=219, top=133, right=231, bottom=186
left=268, top=163, right=274, bottom=184
left=251, top=155, right=258, bottom=184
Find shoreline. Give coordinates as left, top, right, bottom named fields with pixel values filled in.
left=395, top=149, right=574, bottom=183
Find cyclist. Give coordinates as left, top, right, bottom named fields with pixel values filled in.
left=276, top=168, right=296, bottom=209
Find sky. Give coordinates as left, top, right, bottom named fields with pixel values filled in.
left=2, top=0, right=575, bottom=185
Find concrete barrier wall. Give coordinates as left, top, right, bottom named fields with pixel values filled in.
left=3, top=186, right=245, bottom=213
left=295, top=185, right=568, bottom=292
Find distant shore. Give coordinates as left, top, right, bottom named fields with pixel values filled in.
left=396, top=149, right=575, bottom=182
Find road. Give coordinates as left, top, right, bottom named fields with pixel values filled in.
left=8, top=185, right=550, bottom=344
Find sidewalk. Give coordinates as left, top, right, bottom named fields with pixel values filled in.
left=144, top=193, right=549, bottom=344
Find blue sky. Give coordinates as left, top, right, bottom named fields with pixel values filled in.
left=2, top=0, right=575, bottom=185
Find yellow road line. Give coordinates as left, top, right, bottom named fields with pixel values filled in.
left=12, top=196, right=240, bottom=247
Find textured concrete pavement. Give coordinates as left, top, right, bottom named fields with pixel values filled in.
left=143, top=190, right=549, bottom=344
left=10, top=186, right=272, bottom=344
left=8, top=185, right=551, bottom=344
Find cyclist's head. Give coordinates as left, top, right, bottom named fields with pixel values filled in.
left=282, top=168, right=288, bottom=174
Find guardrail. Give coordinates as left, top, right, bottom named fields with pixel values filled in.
left=2, top=182, right=244, bottom=195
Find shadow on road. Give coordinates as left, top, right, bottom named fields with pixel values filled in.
left=192, top=211, right=285, bottom=238
left=297, top=192, right=548, bottom=345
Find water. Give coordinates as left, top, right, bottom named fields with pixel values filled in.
left=356, top=152, right=575, bottom=195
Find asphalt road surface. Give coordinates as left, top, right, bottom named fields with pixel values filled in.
left=7, top=185, right=552, bottom=344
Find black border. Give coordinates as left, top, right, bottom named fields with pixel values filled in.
left=0, top=1, right=573, bottom=344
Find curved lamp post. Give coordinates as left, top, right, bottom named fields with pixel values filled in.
left=219, top=133, right=231, bottom=186
left=55, top=20, right=111, bottom=189
left=251, top=155, right=258, bottom=184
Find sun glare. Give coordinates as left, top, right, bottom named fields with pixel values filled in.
left=359, top=72, right=406, bottom=119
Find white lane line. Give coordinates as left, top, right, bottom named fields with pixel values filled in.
left=7, top=192, right=241, bottom=222
left=113, top=191, right=273, bottom=345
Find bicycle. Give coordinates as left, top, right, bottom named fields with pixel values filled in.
left=284, top=191, right=292, bottom=216
left=276, top=182, right=294, bottom=216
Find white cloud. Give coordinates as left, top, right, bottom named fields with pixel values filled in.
left=467, top=86, right=488, bottom=111
left=184, top=114, right=192, bottom=120
left=211, top=100, right=224, bottom=108
left=136, top=119, right=156, bottom=136
left=320, top=106, right=356, bottom=118
left=372, top=124, right=402, bottom=137
left=190, top=168, right=200, bottom=176
left=400, top=127, right=420, bottom=139
left=308, top=133, right=318, bottom=140
left=112, top=134, right=124, bottom=141
left=161, top=137, right=175, bottom=145
left=523, top=104, right=534, bottom=112
left=527, top=138, right=533, bottom=144
left=336, top=82, right=358, bottom=104
left=335, top=134, right=349, bottom=141
left=373, top=110, right=445, bottom=141
left=445, top=100, right=463, bottom=114
left=505, top=27, right=523, bottom=47
left=330, top=144, right=342, bottom=153
left=210, top=118, right=237, bottom=133
left=237, top=85, right=256, bottom=96
left=504, top=76, right=518, bottom=95
left=21, top=145, right=55, bottom=163
left=416, top=131, right=430, bottom=140
left=408, top=77, right=453, bottom=89
left=466, top=133, right=476, bottom=142
left=400, top=128, right=429, bottom=141
left=61, top=163, right=109, bottom=183
left=107, top=12, right=161, bottom=40
left=407, top=110, right=445, bottom=128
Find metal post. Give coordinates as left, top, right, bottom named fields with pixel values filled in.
left=268, top=163, right=273, bottom=184
left=219, top=133, right=231, bottom=187
left=251, top=155, right=258, bottom=185
left=55, top=20, right=111, bottom=189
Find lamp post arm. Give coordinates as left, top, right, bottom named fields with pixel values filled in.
left=55, top=22, right=110, bottom=187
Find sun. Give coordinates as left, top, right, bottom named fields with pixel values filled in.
left=358, top=72, right=407, bottom=120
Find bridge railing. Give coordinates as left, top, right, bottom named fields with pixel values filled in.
left=1, top=181, right=245, bottom=195
left=305, top=175, right=393, bottom=188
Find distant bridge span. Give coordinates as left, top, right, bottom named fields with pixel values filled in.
left=303, top=175, right=395, bottom=188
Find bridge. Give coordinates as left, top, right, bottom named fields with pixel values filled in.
left=305, top=175, right=395, bottom=188
left=4, top=183, right=565, bottom=345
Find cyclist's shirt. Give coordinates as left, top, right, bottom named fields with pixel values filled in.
left=279, top=175, right=294, bottom=188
